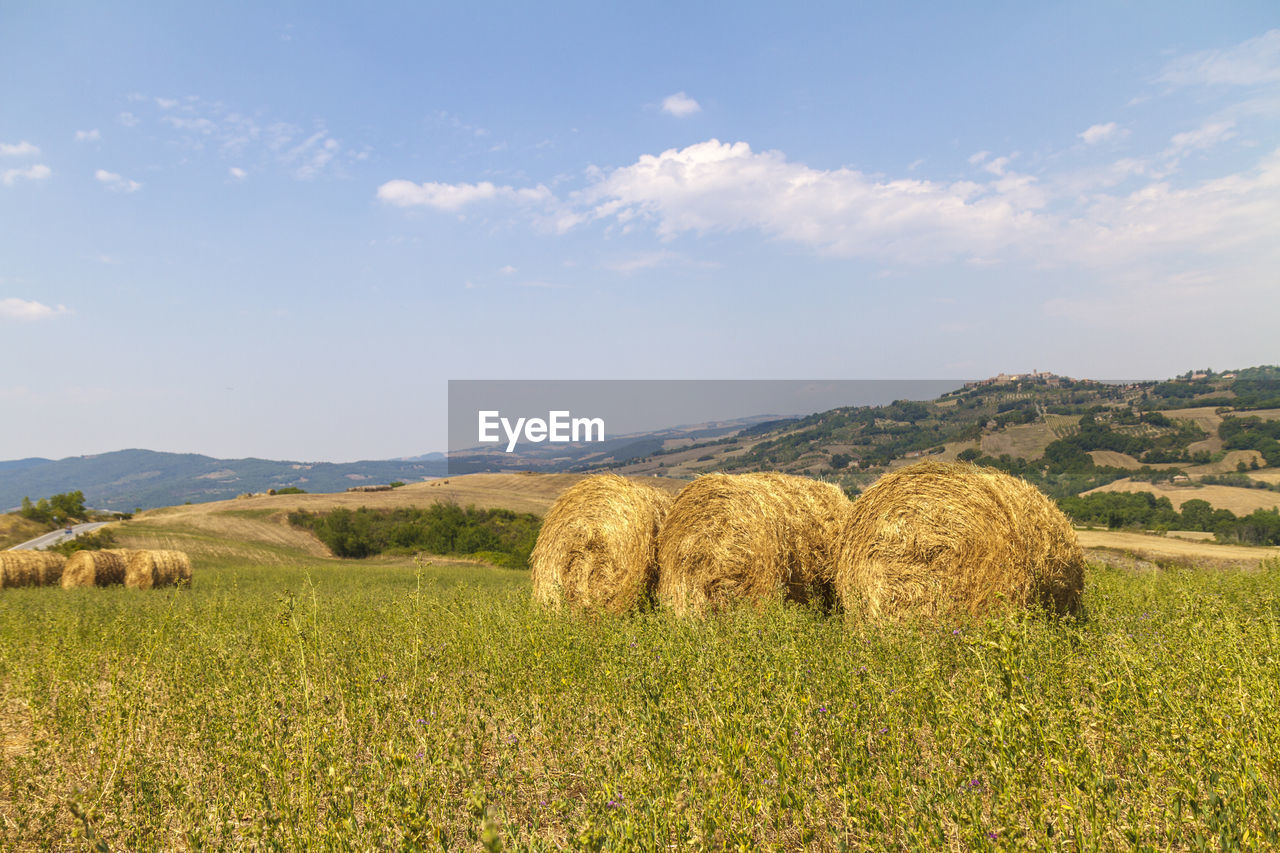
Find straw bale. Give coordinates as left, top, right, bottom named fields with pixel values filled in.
left=530, top=474, right=673, bottom=613
left=0, top=552, right=66, bottom=588
left=834, top=461, right=1084, bottom=619
left=656, top=472, right=851, bottom=615
left=125, top=550, right=193, bottom=589
left=60, top=549, right=132, bottom=588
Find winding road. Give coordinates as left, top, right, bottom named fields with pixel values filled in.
left=7, top=522, right=113, bottom=551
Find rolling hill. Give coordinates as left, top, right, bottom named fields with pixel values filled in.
left=4, top=366, right=1278, bottom=514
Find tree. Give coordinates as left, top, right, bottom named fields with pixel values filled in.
left=1179, top=499, right=1214, bottom=532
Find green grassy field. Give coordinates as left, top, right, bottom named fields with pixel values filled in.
left=2, top=554, right=1279, bottom=850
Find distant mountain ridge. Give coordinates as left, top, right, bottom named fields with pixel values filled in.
left=0, top=449, right=448, bottom=511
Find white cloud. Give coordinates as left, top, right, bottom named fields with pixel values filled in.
left=1079, top=122, right=1122, bottom=144
left=0, top=141, right=39, bottom=157
left=155, top=97, right=179, bottom=109
left=229, top=166, right=247, bottom=180
left=601, top=250, right=680, bottom=274
left=1160, top=30, right=1280, bottom=87
left=577, top=139, right=1049, bottom=262
left=75, top=129, right=101, bottom=143
left=287, top=129, right=341, bottom=179
left=1165, top=120, right=1236, bottom=157
left=1, top=164, right=51, bottom=186
left=95, top=169, right=142, bottom=192
left=376, top=179, right=552, bottom=210
left=498, top=265, right=517, bottom=274
left=163, top=116, right=217, bottom=134
left=118, top=111, right=139, bottom=127
left=379, top=126, right=1280, bottom=278
left=0, top=298, right=69, bottom=321
left=661, top=92, right=702, bottom=117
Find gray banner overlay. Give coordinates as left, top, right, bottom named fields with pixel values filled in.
left=447, top=380, right=967, bottom=475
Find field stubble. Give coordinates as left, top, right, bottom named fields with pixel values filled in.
left=1, top=551, right=1278, bottom=850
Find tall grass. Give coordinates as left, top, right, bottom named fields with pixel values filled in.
left=1, top=556, right=1278, bottom=850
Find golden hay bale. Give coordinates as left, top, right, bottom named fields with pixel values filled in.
left=0, top=552, right=66, bottom=588
left=125, top=550, right=193, bottom=589
left=529, top=474, right=673, bottom=613
left=834, top=461, right=1084, bottom=620
left=656, top=472, right=851, bottom=616
left=60, top=549, right=133, bottom=589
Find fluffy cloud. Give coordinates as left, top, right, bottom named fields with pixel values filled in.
left=376, top=179, right=552, bottom=210
left=1159, top=29, right=1280, bottom=87
left=0, top=141, right=40, bottom=157
left=578, top=139, right=1049, bottom=263
left=95, top=169, right=142, bottom=192
left=1079, top=122, right=1121, bottom=144
left=0, top=298, right=69, bottom=321
left=661, top=92, right=702, bottom=117
left=75, top=129, right=101, bottom=143
left=1, top=164, right=51, bottom=186
left=229, top=166, right=247, bottom=179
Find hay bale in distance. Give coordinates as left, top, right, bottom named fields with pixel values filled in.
left=834, top=461, right=1084, bottom=620
left=529, top=474, right=673, bottom=613
left=656, top=472, right=851, bottom=616
left=60, top=549, right=132, bottom=589
left=125, top=550, right=193, bottom=589
left=0, top=552, right=66, bottom=589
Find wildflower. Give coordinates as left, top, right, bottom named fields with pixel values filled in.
left=987, top=831, right=998, bottom=840
left=953, top=629, right=962, bottom=635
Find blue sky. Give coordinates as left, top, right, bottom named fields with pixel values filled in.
left=2, top=3, right=1278, bottom=461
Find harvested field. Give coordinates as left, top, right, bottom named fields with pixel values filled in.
left=1185, top=450, right=1265, bottom=476
left=1084, top=479, right=1280, bottom=514
left=1088, top=450, right=1144, bottom=469
left=1078, top=528, right=1279, bottom=567
left=1249, top=468, right=1280, bottom=485
left=979, top=420, right=1062, bottom=460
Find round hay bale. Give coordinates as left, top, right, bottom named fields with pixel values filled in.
left=124, top=550, right=192, bottom=589
left=834, top=461, right=1084, bottom=620
left=60, top=549, right=132, bottom=589
left=529, top=474, right=673, bottom=613
left=0, top=552, right=66, bottom=588
left=656, top=472, right=851, bottom=616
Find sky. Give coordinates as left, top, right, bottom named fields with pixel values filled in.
left=2, top=2, right=1278, bottom=462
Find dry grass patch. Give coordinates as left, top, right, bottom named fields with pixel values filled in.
left=0, top=514, right=51, bottom=551
left=979, top=420, right=1063, bottom=460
